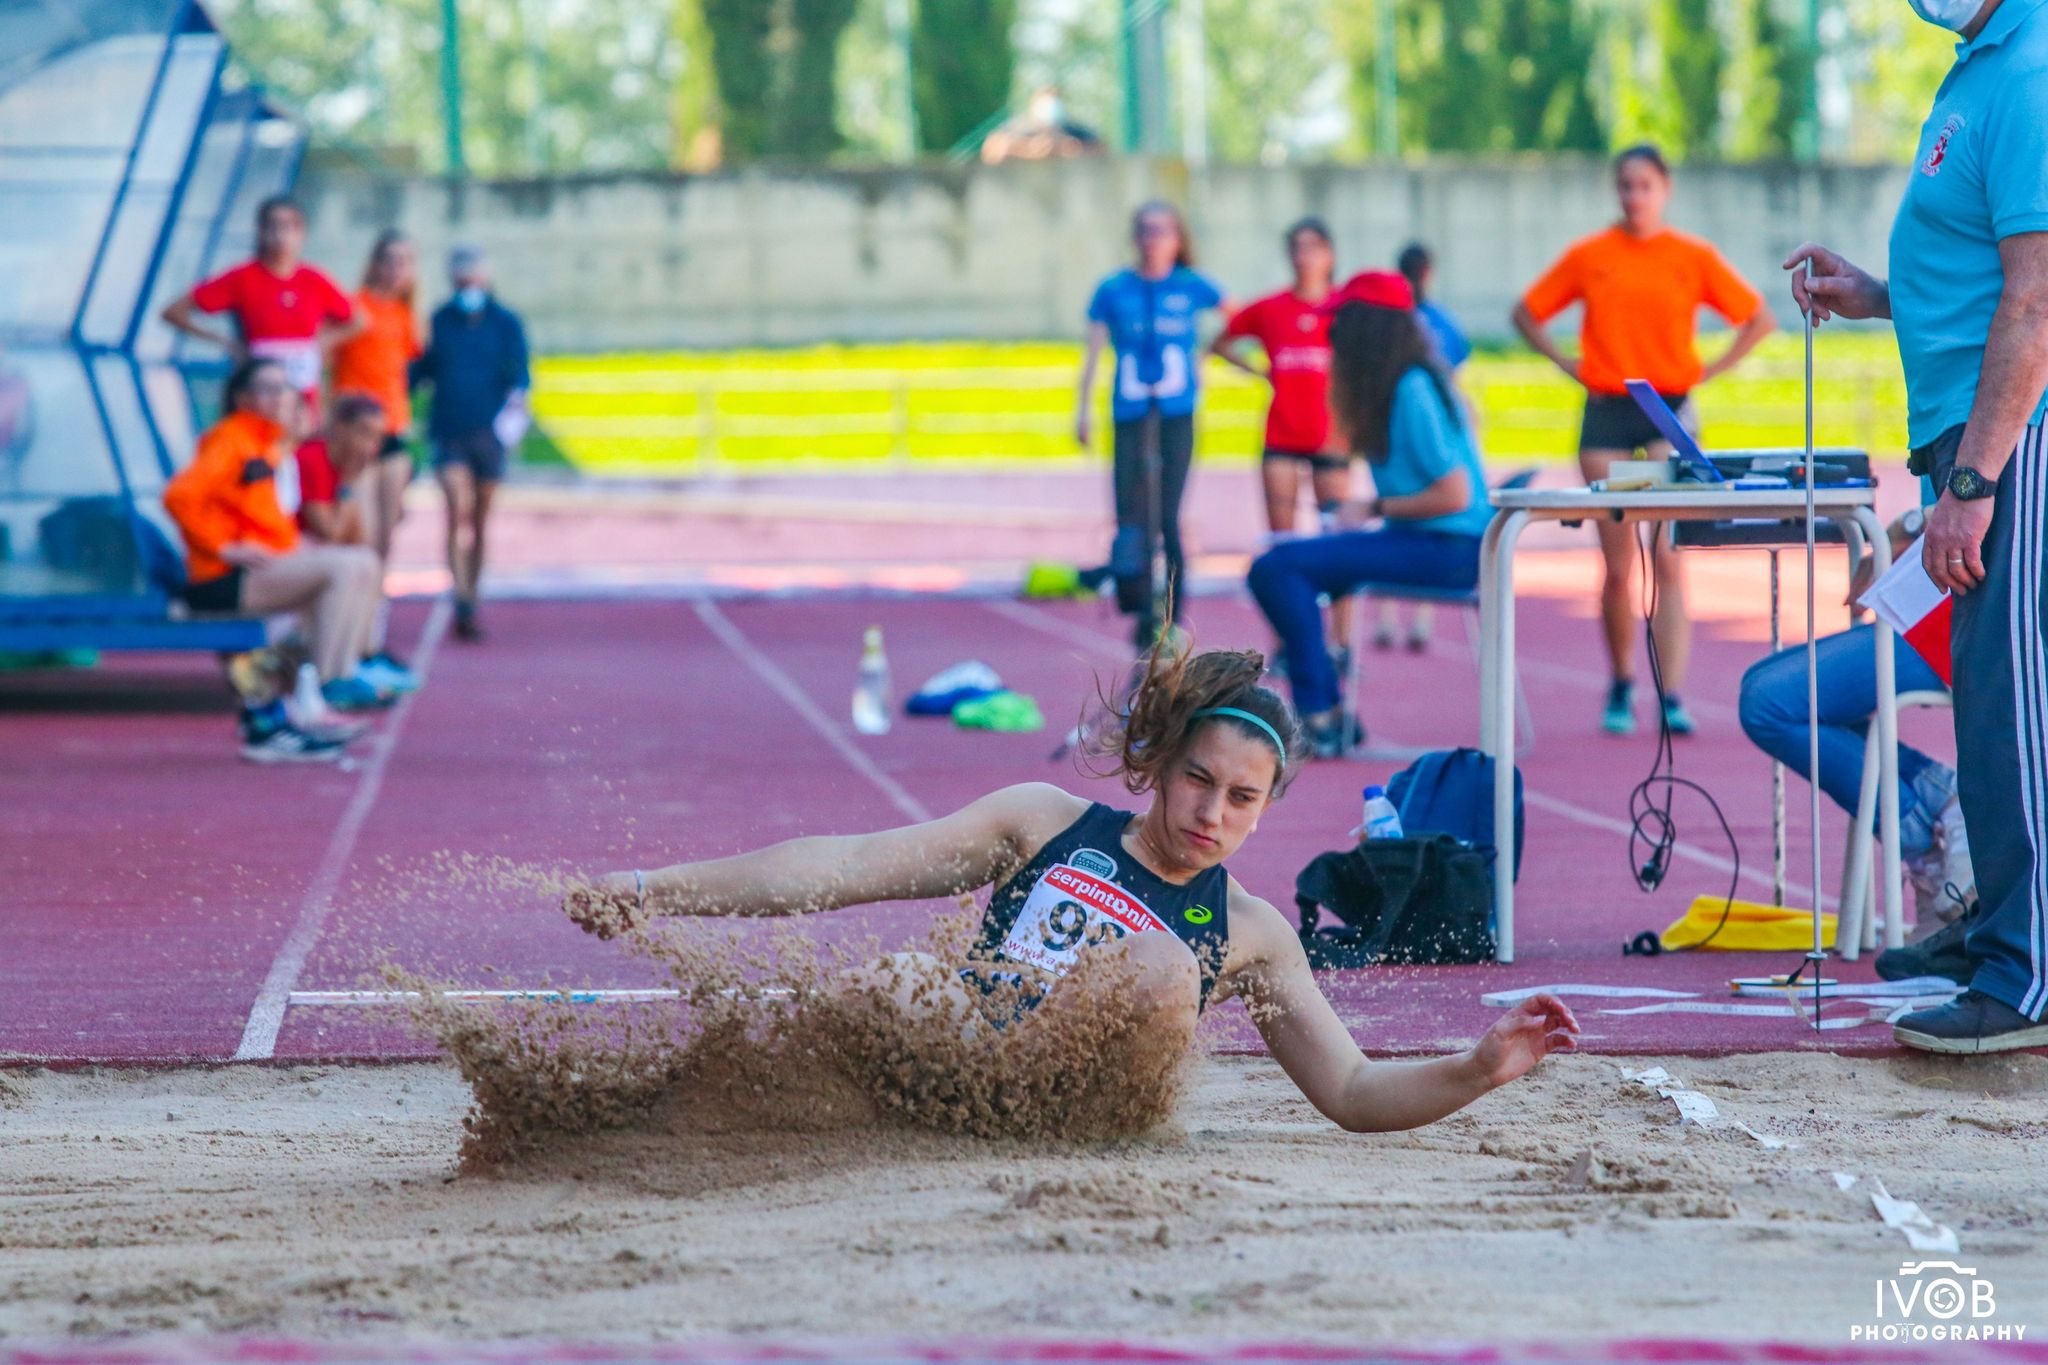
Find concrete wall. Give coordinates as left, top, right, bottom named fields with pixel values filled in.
left=297, top=158, right=1909, bottom=354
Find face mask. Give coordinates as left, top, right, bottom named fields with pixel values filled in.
left=455, top=286, right=487, bottom=312
left=1907, top=0, right=1981, bottom=31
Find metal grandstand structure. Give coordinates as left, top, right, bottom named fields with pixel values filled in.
left=0, top=0, right=302, bottom=646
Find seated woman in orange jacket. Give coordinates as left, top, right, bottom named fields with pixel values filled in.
left=164, top=358, right=390, bottom=715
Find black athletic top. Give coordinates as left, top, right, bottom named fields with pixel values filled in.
left=972, top=802, right=1232, bottom=1008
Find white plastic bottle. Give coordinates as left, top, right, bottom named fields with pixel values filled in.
left=1356, top=784, right=1404, bottom=841
left=851, top=626, right=892, bottom=735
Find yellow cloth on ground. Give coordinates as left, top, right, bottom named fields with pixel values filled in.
left=1660, top=895, right=1837, bottom=951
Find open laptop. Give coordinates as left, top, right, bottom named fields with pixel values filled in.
left=1623, top=380, right=1733, bottom=483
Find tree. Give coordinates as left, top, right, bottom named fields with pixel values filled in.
left=1198, top=0, right=1341, bottom=163
left=703, top=0, right=778, bottom=158
left=1661, top=0, right=1725, bottom=154
left=913, top=0, right=1018, bottom=152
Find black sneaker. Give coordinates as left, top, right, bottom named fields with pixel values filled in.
left=239, top=714, right=349, bottom=765
left=1893, top=990, right=2048, bottom=1054
left=454, top=600, right=485, bottom=642
left=1305, top=711, right=1365, bottom=760
left=1875, top=901, right=1979, bottom=983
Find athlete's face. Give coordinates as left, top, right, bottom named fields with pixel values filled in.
left=330, top=413, right=385, bottom=476
left=1153, top=724, right=1277, bottom=871
left=1288, top=231, right=1334, bottom=290
left=258, top=207, right=305, bottom=265
left=1615, top=159, right=1670, bottom=234
left=376, top=240, right=418, bottom=294
left=237, top=365, right=294, bottom=427
left=1135, top=210, right=1182, bottom=274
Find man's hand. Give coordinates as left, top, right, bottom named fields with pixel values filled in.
left=1468, top=993, right=1580, bottom=1089
left=563, top=872, right=641, bottom=939
left=1923, top=492, right=1995, bottom=594
left=1783, top=243, right=1890, bottom=324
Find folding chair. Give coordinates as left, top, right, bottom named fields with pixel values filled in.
left=1837, top=689, right=1952, bottom=959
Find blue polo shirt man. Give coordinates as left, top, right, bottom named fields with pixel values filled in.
left=1796, top=0, right=2048, bottom=1051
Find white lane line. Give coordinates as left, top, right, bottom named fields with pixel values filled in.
left=991, top=599, right=1828, bottom=903
left=232, top=597, right=454, bottom=1061
left=694, top=600, right=931, bottom=823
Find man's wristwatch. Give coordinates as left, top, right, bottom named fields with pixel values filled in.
left=1947, top=467, right=1998, bottom=501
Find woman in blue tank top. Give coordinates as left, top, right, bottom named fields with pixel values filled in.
left=564, top=644, right=1577, bottom=1135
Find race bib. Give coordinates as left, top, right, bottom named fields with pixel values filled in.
left=999, top=862, right=1169, bottom=977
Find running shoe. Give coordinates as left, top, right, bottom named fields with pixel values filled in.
left=1405, top=625, right=1432, bottom=654
left=322, top=674, right=396, bottom=713
left=357, top=653, right=421, bottom=694
left=239, top=705, right=349, bottom=765
left=1893, top=990, right=2048, bottom=1054
left=1602, top=680, right=1636, bottom=735
left=1661, top=694, right=1696, bottom=736
left=1304, top=711, right=1365, bottom=760
left=1875, top=900, right=1979, bottom=983
left=454, top=600, right=485, bottom=642
left=1371, top=622, right=1397, bottom=650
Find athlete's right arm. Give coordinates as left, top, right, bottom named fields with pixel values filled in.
left=1075, top=322, right=1109, bottom=449
left=1208, top=333, right=1266, bottom=382
left=161, top=291, right=239, bottom=353
left=1508, top=301, right=1580, bottom=386
left=563, top=783, right=1086, bottom=937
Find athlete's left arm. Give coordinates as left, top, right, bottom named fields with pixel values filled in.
left=1925, top=233, right=2048, bottom=595
left=1217, top=887, right=1579, bottom=1132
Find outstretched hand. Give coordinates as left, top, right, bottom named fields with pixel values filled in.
left=1470, top=993, right=1580, bottom=1088
left=563, top=872, right=639, bottom=939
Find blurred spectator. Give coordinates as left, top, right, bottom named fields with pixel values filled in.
left=296, top=392, right=419, bottom=696
left=1397, top=242, right=1471, bottom=371
left=980, top=87, right=1103, bottom=164
left=412, top=245, right=529, bottom=643
left=164, top=358, right=394, bottom=762
left=162, top=197, right=361, bottom=409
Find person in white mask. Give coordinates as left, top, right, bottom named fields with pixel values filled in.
left=410, top=245, right=530, bottom=642
left=1786, top=0, right=2048, bottom=1052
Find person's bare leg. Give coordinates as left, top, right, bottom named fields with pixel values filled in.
left=1650, top=526, right=1692, bottom=692
left=241, top=547, right=380, bottom=682
left=372, top=454, right=410, bottom=565
left=467, top=477, right=497, bottom=608
left=1261, top=456, right=1300, bottom=538
left=1580, top=447, right=1639, bottom=683
left=438, top=462, right=477, bottom=605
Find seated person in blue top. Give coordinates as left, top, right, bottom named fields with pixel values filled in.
left=562, top=641, right=1578, bottom=1136
left=1248, top=270, right=1492, bottom=758
left=1075, top=201, right=1232, bottom=647
left=1739, top=503, right=1975, bottom=980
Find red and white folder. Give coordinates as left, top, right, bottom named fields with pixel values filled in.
left=1857, top=534, right=1953, bottom=686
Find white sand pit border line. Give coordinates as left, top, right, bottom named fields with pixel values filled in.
left=693, top=599, right=932, bottom=825
left=991, top=600, right=1828, bottom=906
left=233, top=597, right=455, bottom=1062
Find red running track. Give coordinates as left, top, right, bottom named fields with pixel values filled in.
left=0, top=569, right=1970, bottom=1066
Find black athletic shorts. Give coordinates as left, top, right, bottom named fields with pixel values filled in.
left=181, top=568, right=244, bottom=614
left=1262, top=447, right=1351, bottom=474
left=378, top=432, right=411, bottom=460
left=433, top=428, right=507, bottom=482
left=1580, top=391, right=1694, bottom=453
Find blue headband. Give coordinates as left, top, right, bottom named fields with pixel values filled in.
left=1193, top=706, right=1288, bottom=765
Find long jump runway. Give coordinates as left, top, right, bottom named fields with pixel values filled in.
left=1, top=581, right=1967, bottom=1067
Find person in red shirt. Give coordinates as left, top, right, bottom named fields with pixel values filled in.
left=1212, top=218, right=1357, bottom=666
left=295, top=393, right=421, bottom=696
left=162, top=196, right=362, bottom=408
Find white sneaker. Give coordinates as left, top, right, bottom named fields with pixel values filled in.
left=285, top=662, right=370, bottom=742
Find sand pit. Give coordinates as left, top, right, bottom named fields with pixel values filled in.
left=3, top=1049, right=2045, bottom=1346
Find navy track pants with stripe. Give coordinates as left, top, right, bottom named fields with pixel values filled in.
left=1942, top=423, right=2048, bottom=1019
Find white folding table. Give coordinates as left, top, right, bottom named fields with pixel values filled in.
left=1477, top=484, right=1900, bottom=964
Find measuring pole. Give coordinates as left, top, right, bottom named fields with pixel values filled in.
left=1771, top=549, right=1787, bottom=906
left=1802, top=266, right=1826, bottom=1022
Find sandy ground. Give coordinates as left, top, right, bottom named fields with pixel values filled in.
left=3, top=1051, right=2045, bottom=1347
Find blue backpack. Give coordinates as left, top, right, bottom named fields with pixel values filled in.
left=1387, top=747, right=1524, bottom=884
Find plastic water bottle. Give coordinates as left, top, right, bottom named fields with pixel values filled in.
left=851, top=626, right=891, bottom=735
left=1357, top=784, right=1404, bottom=841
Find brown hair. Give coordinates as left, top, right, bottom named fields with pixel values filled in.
left=1086, top=636, right=1304, bottom=796
left=329, top=391, right=387, bottom=428
left=1614, top=142, right=1670, bottom=179
left=1328, top=301, right=1461, bottom=463
left=361, top=228, right=415, bottom=307
left=1130, top=200, right=1195, bottom=269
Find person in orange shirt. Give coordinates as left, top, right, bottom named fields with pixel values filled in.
left=1512, top=144, right=1776, bottom=736
left=164, top=358, right=390, bottom=720
left=330, top=230, right=424, bottom=679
